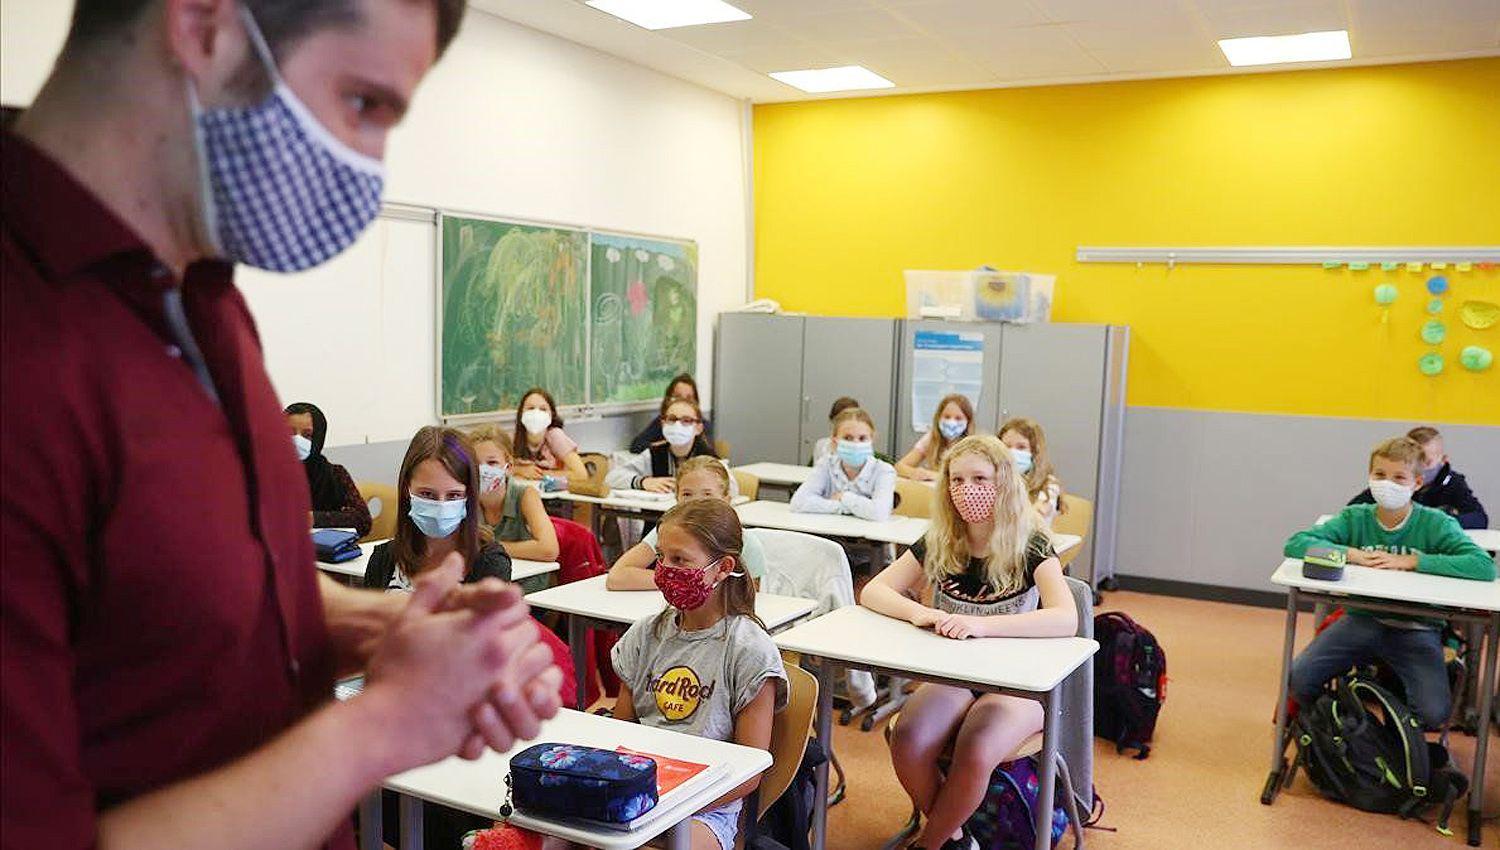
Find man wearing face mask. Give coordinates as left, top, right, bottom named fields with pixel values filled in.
left=1, top=3, right=561, bottom=849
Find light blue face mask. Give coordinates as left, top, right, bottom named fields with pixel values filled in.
left=186, top=6, right=385, bottom=272
left=1011, top=447, right=1034, bottom=474
left=938, top=418, right=967, bottom=440
left=836, top=439, right=874, bottom=468
left=408, top=494, right=467, bottom=539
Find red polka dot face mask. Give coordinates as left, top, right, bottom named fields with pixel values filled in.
left=948, top=481, right=998, bottom=524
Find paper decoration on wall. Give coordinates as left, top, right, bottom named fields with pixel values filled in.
left=1426, top=275, right=1449, bottom=295
left=1421, top=320, right=1446, bottom=345
left=1406, top=262, right=1423, bottom=273
left=1419, top=352, right=1444, bottom=376
left=1348, top=262, right=1369, bottom=271
left=1431, top=262, right=1449, bottom=270
left=1373, top=283, right=1398, bottom=305
left=1427, top=298, right=1444, bottom=314
left=1461, top=346, right=1494, bottom=372
left=1321, top=261, right=1341, bottom=270
left=1461, top=301, right=1499, bottom=329
left=1479, top=262, right=1495, bottom=271
left=1381, top=262, right=1400, bottom=271
left=1457, top=262, right=1473, bottom=272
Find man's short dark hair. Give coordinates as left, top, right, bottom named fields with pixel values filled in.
left=66, top=0, right=465, bottom=57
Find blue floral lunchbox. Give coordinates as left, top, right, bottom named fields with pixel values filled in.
left=503, top=743, right=658, bottom=824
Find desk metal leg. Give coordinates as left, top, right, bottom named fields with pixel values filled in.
left=1466, top=613, right=1498, bottom=846
left=1263, top=588, right=1300, bottom=805
left=357, top=790, right=381, bottom=850
left=569, top=614, right=589, bottom=710
left=1034, top=688, right=1059, bottom=850
left=810, top=658, right=836, bottom=850
left=663, top=821, right=692, bottom=850
left=399, top=793, right=423, bottom=850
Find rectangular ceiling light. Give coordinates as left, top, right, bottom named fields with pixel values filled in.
left=585, top=0, right=751, bottom=30
left=769, top=65, right=896, bottom=93
left=1217, top=30, right=1351, bottom=67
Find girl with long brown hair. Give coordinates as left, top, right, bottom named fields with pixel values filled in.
left=896, top=393, right=976, bottom=482
left=510, top=386, right=588, bottom=484
left=610, top=499, right=787, bottom=850
left=861, top=435, right=1076, bottom=850
left=998, top=416, right=1065, bottom=525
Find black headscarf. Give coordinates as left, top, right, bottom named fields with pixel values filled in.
left=285, top=402, right=342, bottom=511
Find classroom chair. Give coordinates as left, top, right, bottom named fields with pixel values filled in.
left=880, top=577, right=1096, bottom=850
left=715, top=438, right=732, bottom=464
left=571, top=451, right=611, bottom=498
left=1051, top=494, right=1094, bottom=571
left=738, top=663, right=818, bottom=848
left=732, top=469, right=760, bottom=501
left=355, top=481, right=398, bottom=542
left=893, top=478, right=934, bottom=519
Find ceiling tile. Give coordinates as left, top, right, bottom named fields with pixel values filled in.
left=733, top=43, right=844, bottom=73
left=1031, top=0, right=1193, bottom=25
left=1195, top=0, right=1348, bottom=39
left=664, top=19, right=803, bottom=53
left=949, top=24, right=1107, bottom=79
left=776, top=7, right=923, bottom=42
left=884, top=0, right=1049, bottom=35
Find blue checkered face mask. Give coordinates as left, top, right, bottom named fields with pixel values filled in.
left=186, top=7, right=385, bottom=272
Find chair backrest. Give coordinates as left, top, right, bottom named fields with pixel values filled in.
left=757, top=662, right=817, bottom=820
left=893, top=478, right=934, bottom=519
left=732, top=469, right=760, bottom=502
left=572, top=452, right=611, bottom=497
left=356, top=481, right=398, bottom=542
left=714, top=438, right=732, bottom=464
left=753, top=528, right=854, bottom=613
left=1051, top=494, right=1093, bottom=569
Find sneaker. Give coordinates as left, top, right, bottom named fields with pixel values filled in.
left=938, top=829, right=979, bottom=850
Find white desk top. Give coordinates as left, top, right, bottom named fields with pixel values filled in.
left=734, top=463, right=814, bottom=486
left=1314, top=514, right=1498, bottom=553
left=734, top=499, right=929, bottom=546
left=316, top=540, right=559, bottom=584
left=773, top=605, right=1097, bottom=693
left=384, top=709, right=771, bottom=850
left=1271, top=557, right=1500, bottom=613
left=542, top=489, right=751, bottom=513
left=526, top=575, right=818, bottom=630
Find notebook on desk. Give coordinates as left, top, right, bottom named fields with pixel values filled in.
left=611, top=489, right=676, bottom=503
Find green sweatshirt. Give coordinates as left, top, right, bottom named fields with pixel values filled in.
left=1285, top=503, right=1495, bottom=625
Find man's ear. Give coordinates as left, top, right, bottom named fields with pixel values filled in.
left=163, top=0, right=250, bottom=97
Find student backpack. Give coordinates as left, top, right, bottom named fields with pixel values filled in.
left=1293, top=674, right=1467, bottom=835
left=965, top=757, right=1071, bottom=850
left=1092, top=612, right=1166, bottom=759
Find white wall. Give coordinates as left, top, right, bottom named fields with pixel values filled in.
left=0, top=3, right=750, bottom=450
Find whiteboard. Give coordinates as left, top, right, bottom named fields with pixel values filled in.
left=239, top=211, right=438, bottom=448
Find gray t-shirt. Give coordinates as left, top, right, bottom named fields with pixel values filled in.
left=612, top=613, right=788, bottom=744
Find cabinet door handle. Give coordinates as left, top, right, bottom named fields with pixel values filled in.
left=801, top=396, right=811, bottom=422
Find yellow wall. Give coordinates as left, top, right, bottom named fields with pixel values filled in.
left=753, top=59, right=1500, bottom=425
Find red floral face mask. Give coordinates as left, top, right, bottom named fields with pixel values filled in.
left=653, top=558, right=721, bottom=611
left=948, top=481, right=997, bottom=524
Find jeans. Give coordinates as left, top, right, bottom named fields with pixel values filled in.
left=1289, top=613, right=1450, bottom=728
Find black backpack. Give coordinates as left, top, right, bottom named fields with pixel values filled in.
left=1293, top=675, right=1467, bottom=834
left=1092, top=612, right=1166, bottom=759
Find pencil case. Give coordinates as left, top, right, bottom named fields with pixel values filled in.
left=502, top=743, right=658, bottom=824
left=310, top=529, right=361, bottom=563
left=1302, top=545, right=1346, bottom=581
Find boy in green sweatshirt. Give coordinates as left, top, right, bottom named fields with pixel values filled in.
left=1285, top=437, right=1495, bottom=728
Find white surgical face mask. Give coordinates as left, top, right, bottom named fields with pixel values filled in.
left=938, top=418, right=967, bottom=440
left=662, top=421, right=697, bottom=448
left=520, top=408, right=552, bottom=436
left=1368, top=478, right=1414, bottom=511
left=292, top=433, right=312, bottom=461
left=478, top=463, right=509, bottom=494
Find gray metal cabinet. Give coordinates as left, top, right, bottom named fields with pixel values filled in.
left=715, top=314, right=899, bottom=465
left=800, top=317, right=898, bottom=461
left=714, top=314, right=805, bottom=464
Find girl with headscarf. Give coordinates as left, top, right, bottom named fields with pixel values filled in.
left=285, top=402, right=373, bottom=538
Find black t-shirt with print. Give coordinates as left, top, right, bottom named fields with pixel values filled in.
left=910, top=531, right=1056, bottom=609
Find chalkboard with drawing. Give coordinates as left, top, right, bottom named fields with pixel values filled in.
left=589, top=232, right=698, bottom=405
left=439, top=215, right=588, bottom=416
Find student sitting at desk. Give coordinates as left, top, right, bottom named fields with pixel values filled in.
left=612, top=499, right=788, bottom=850
left=792, top=406, right=896, bottom=522
left=606, top=397, right=732, bottom=494
left=608, top=457, right=766, bottom=590
left=1347, top=426, right=1489, bottom=530
left=860, top=435, right=1075, bottom=850
left=511, top=386, right=589, bottom=484
left=628, top=372, right=715, bottom=453
left=999, top=416, right=1065, bottom=527
left=896, top=393, right=975, bottom=482
left=1285, top=437, right=1494, bottom=729
left=812, top=396, right=861, bottom=464
left=365, top=426, right=511, bottom=590
left=468, top=424, right=560, bottom=563
left=285, top=401, right=371, bottom=537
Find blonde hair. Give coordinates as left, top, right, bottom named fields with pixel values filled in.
left=999, top=416, right=1063, bottom=512
left=923, top=434, right=1042, bottom=598
left=1370, top=437, right=1423, bottom=472
left=831, top=406, right=876, bottom=438
left=653, top=500, right=764, bottom=634
left=675, top=455, right=731, bottom=496
left=1406, top=426, right=1440, bottom=447
left=467, top=424, right=513, bottom=459
left=924, top=393, right=976, bottom=468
